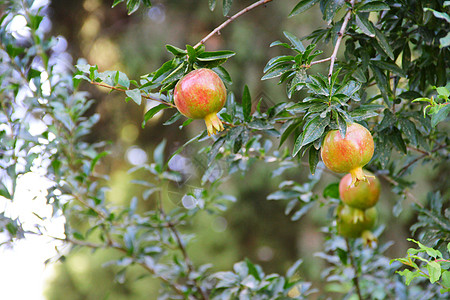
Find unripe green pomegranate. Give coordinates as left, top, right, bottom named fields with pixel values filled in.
left=321, top=123, right=374, bottom=186
left=339, top=170, right=380, bottom=210
left=174, top=68, right=227, bottom=135
left=337, top=204, right=377, bottom=247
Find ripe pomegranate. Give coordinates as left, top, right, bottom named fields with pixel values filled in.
left=174, top=68, right=227, bottom=135
left=339, top=170, right=380, bottom=210
left=321, top=123, right=374, bottom=186
left=337, top=204, right=377, bottom=247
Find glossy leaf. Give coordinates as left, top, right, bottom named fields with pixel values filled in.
left=289, top=0, right=320, bottom=17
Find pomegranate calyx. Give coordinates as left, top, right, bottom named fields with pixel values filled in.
left=362, top=230, right=377, bottom=248
left=351, top=208, right=365, bottom=224
left=349, top=167, right=374, bottom=187
left=204, top=113, right=224, bottom=136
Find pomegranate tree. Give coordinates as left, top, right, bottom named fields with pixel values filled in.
left=339, top=170, right=380, bottom=210
left=174, top=68, right=227, bottom=135
left=321, top=123, right=374, bottom=186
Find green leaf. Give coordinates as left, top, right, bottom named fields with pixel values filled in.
left=153, top=60, right=175, bottom=80
left=442, top=271, right=450, bottom=288
left=263, top=55, right=294, bottom=73
left=397, top=269, right=422, bottom=285
left=399, top=119, right=418, bottom=146
left=370, top=65, right=390, bottom=104
left=355, top=13, right=375, bottom=37
left=424, top=8, right=450, bottom=23
left=323, top=182, right=339, bottom=198
left=431, top=104, right=450, bottom=127
left=142, top=0, right=152, bottom=7
left=223, top=0, right=232, bottom=16
left=291, top=202, right=315, bottom=221
left=161, top=62, right=186, bottom=84
left=209, top=0, right=216, bottom=10
left=112, top=0, right=124, bottom=8
left=213, top=66, right=232, bottom=85
left=440, top=32, right=450, bottom=47
left=358, top=1, right=390, bottom=12
left=125, top=89, right=142, bottom=105
left=165, top=44, right=187, bottom=56
left=436, top=87, right=450, bottom=98
left=270, top=40, right=292, bottom=49
left=116, top=71, right=130, bottom=88
left=336, top=112, right=347, bottom=138
left=197, top=50, right=235, bottom=61
left=323, top=0, right=346, bottom=24
left=371, top=60, right=406, bottom=77
left=279, top=119, right=302, bottom=147
left=389, top=127, right=406, bottom=154
left=126, top=0, right=140, bottom=15
left=293, top=116, right=329, bottom=156
left=309, top=147, right=319, bottom=175
left=90, top=151, right=109, bottom=173
left=242, top=85, right=252, bottom=122
left=0, top=182, right=11, bottom=199
left=283, top=31, right=305, bottom=52
left=374, top=28, right=394, bottom=60
left=289, top=0, right=320, bottom=17
left=262, top=64, right=292, bottom=80
left=186, top=45, right=196, bottom=64
left=153, top=139, right=166, bottom=167
left=427, top=261, right=441, bottom=284
left=163, top=112, right=182, bottom=125
left=142, top=104, right=169, bottom=127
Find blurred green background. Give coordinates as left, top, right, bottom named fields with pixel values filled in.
left=44, top=1, right=447, bottom=299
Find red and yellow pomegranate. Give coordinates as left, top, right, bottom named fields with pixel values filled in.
left=321, top=123, right=374, bottom=186
left=339, top=170, right=380, bottom=210
left=174, top=68, right=227, bottom=135
left=337, top=204, right=377, bottom=247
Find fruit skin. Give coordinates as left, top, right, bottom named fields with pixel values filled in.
left=337, top=205, right=377, bottom=239
left=339, top=171, right=380, bottom=210
left=174, top=68, right=226, bottom=135
left=321, top=123, right=374, bottom=186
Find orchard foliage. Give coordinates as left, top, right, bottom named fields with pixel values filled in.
left=1, top=0, right=449, bottom=299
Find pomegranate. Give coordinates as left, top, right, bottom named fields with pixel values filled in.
left=174, top=68, right=227, bottom=135
left=337, top=204, right=377, bottom=247
left=339, top=170, right=380, bottom=210
left=321, top=123, right=374, bottom=186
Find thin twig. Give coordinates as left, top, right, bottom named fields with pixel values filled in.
left=378, top=173, right=423, bottom=208
left=194, top=0, right=274, bottom=48
left=159, top=185, right=208, bottom=299
left=407, top=146, right=428, bottom=155
left=310, top=57, right=331, bottom=66
left=345, top=238, right=363, bottom=300
left=328, top=0, right=356, bottom=83
left=91, top=81, right=176, bottom=108
left=62, top=236, right=191, bottom=298
left=398, top=144, right=447, bottom=176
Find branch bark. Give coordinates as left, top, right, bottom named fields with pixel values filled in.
left=194, top=0, right=274, bottom=49
left=345, top=238, right=363, bottom=300
left=328, top=0, right=356, bottom=83
left=91, top=81, right=176, bottom=108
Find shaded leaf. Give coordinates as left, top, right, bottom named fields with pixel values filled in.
left=289, top=0, right=320, bottom=17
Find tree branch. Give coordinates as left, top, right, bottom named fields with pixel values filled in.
left=345, top=238, right=363, bottom=300
left=61, top=236, right=192, bottom=299
left=328, top=0, right=356, bottom=83
left=194, top=0, right=274, bottom=49
left=90, top=81, right=176, bottom=108
left=398, top=144, right=447, bottom=176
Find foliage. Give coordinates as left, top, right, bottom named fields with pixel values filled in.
left=1, top=0, right=449, bottom=299
left=391, top=239, right=450, bottom=294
